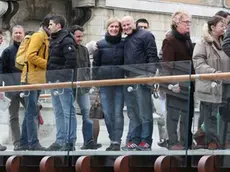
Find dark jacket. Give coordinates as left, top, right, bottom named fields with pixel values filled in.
left=75, top=44, right=91, bottom=95
left=223, top=25, right=230, bottom=57
left=123, top=29, right=158, bottom=77
left=0, top=41, right=21, bottom=98
left=93, top=33, right=124, bottom=80
left=47, top=30, right=77, bottom=82
left=124, top=29, right=158, bottom=64
left=161, top=29, right=194, bottom=105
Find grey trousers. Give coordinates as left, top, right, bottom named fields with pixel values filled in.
left=8, top=95, right=25, bottom=147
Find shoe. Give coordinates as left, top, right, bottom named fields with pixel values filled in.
left=157, top=139, right=168, bottom=148
left=168, top=143, right=185, bottom=150
left=59, top=143, right=75, bottom=151
left=106, top=144, right=113, bottom=151
left=0, top=144, right=6, bottom=151
left=14, top=144, right=25, bottom=151
left=121, top=142, right=138, bottom=151
left=95, top=143, right=102, bottom=149
left=30, top=143, right=46, bottom=151
left=80, top=140, right=98, bottom=150
left=110, top=144, right=120, bottom=151
left=46, top=142, right=62, bottom=151
left=208, top=142, right=219, bottom=150
left=194, top=128, right=205, bottom=146
left=136, top=142, right=151, bottom=151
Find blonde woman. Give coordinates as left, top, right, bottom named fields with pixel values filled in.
left=93, top=17, right=124, bottom=151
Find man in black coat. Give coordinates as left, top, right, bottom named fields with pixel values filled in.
left=121, top=16, right=159, bottom=151
left=46, top=15, right=77, bottom=151
left=0, top=25, right=25, bottom=151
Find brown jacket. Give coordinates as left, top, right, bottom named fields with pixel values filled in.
left=193, top=24, right=230, bottom=103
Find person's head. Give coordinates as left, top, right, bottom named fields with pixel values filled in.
left=207, top=15, right=226, bottom=38
left=48, top=15, right=66, bottom=34
left=215, top=10, right=230, bottom=24
left=69, top=25, right=84, bottom=45
left=136, top=18, right=149, bottom=30
left=12, top=25, right=25, bottom=43
left=0, top=29, right=3, bottom=45
left=171, top=11, right=191, bottom=34
left=106, top=17, right=122, bottom=36
left=121, top=16, right=136, bottom=35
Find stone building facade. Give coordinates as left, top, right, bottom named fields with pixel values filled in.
left=0, top=0, right=230, bottom=51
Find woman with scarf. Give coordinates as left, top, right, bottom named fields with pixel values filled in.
left=161, top=11, right=194, bottom=150
left=193, top=15, right=229, bottom=149
left=93, top=17, right=124, bottom=151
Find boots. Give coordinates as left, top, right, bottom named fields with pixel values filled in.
left=193, top=128, right=206, bottom=149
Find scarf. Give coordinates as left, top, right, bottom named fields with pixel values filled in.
left=171, top=29, right=194, bottom=57
left=105, top=32, right=121, bottom=44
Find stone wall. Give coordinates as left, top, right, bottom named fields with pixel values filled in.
left=82, top=7, right=207, bottom=51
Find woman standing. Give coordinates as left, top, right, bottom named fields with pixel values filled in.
left=93, top=17, right=124, bottom=151
left=193, top=15, right=229, bottom=149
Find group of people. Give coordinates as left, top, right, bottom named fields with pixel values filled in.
left=0, top=9, right=230, bottom=152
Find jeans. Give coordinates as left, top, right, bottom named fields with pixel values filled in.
left=100, top=86, right=124, bottom=144
left=124, top=84, right=153, bottom=145
left=51, top=88, right=76, bottom=145
left=9, top=95, right=25, bottom=147
left=76, top=92, right=93, bottom=145
left=20, top=90, right=40, bottom=147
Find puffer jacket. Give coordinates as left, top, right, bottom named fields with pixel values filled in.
left=93, top=33, right=124, bottom=80
left=47, top=30, right=77, bottom=82
left=193, top=24, right=230, bottom=103
left=21, top=28, right=49, bottom=84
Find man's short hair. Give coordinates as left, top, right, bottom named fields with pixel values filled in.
left=215, top=10, right=230, bottom=19
left=69, top=25, right=84, bottom=34
left=11, top=25, right=24, bottom=32
left=136, top=18, right=149, bottom=27
left=50, top=15, right=66, bottom=29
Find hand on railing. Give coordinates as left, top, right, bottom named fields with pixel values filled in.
left=168, top=83, right=180, bottom=93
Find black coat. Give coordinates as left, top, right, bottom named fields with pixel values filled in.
left=93, top=33, right=124, bottom=80
left=124, top=29, right=158, bottom=65
left=47, top=30, right=77, bottom=82
left=0, top=42, right=21, bottom=98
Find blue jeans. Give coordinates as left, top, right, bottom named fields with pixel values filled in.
left=51, top=88, right=76, bottom=145
left=76, top=92, right=94, bottom=145
left=124, top=84, right=153, bottom=145
left=20, top=90, right=40, bottom=147
left=100, top=86, right=124, bottom=144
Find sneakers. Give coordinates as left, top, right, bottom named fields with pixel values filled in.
left=136, top=142, right=151, bottom=151
left=106, top=143, right=120, bottom=151
left=30, top=143, right=46, bottom=151
left=59, top=143, right=75, bottom=151
left=121, top=142, right=138, bottom=151
left=46, top=142, right=62, bottom=151
left=0, top=144, right=6, bottom=151
left=157, top=139, right=168, bottom=148
left=80, top=140, right=99, bottom=150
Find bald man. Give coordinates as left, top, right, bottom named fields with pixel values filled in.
left=121, top=16, right=158, bottom=151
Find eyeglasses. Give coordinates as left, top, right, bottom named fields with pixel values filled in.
left=180, top=20, right=192, bottom=25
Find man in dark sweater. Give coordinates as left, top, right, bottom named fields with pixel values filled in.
left=121, top=16, right=159, bottom=151
left=0, top=25, right=25, bottom=151
left=69, top=25, right=100, bottom=150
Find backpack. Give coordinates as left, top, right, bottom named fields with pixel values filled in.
left=15, top=35, right=32, bottom=71
left=15, top=31, right=44, bottom=71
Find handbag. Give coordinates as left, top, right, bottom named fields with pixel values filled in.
left=89, top=93, right=104, bottom=119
